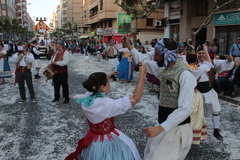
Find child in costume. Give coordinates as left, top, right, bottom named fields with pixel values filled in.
left=65, top=63, right=146, bottom=160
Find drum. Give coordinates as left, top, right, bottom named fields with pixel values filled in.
left=43, top=66, right=57, bottom=81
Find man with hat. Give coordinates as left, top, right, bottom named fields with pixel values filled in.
left=122, top=36, right=196, bottom=160
left=49, top=40, right=70, bottom=104
left=31, top=40, right=43, bottom=79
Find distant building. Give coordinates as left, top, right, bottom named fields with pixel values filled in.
left=81, top=0, right=164, bottom=43
left=0, top=0, right=16, bottom=19
left=67, top=0, right=83, bottom=32
left=60, top=0, right=68, bottom=27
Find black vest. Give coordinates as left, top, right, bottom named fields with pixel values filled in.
left=158, top=105, right=190, bottom=125
left=31, top=46, right=40, bottom=59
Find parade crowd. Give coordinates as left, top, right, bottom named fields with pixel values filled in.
left=0, top=35, right=240, bottom=160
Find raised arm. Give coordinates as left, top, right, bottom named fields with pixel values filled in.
left=130, top=63, right=147, bottom=106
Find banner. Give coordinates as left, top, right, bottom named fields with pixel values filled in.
left=117, top=13, right=131, bottom=34
left=34, top=21, right=49, bottom=32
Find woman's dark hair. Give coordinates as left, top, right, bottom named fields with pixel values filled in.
left=187, top=54, right=197, bottom=63
left=163, top=38, right=177, bottom=50
left=82, top=72, right=107, bottom=94
left=0, top=43, right=4, bottom=47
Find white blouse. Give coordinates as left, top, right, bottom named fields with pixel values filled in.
left=81, top=92, right=132, bottom=124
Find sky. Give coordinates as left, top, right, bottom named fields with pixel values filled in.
left=27, top=0, right=60, bottom=26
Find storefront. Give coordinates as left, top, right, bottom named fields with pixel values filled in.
left=103, top=28, right=132, bottom=44
left=214, top=11, right=240, bottom=55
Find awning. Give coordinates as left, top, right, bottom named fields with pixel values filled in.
left=79, top=35, right=89, bottom=39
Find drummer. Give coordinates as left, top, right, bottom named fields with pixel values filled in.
left=48, top=40, right=70, bottom=104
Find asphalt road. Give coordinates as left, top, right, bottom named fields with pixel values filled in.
left=0, top=54, right=239, bottom=160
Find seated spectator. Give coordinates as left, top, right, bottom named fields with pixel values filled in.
left=216, top=57, right=240, bottom=97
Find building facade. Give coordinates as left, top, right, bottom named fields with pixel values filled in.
left=15, top=0, right=28, bottom=27
left=60, top=0, right=68, bottom=27
left=67, top=0, right=83, bottom=32
left=0, top=0, right=16, bottom=19
left=163, top=0, right=240, bottom=55
left=81, top=0, right=164, bottom=43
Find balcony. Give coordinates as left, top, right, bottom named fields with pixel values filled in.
left=89, top=5, right=98, bottom=17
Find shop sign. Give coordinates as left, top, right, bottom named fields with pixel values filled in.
left=214, top=11, right=240, bottom=25
left=103, top=28, right=113, bottom=34
left=89, top=32, right=95, bottom=37
left=117, top=13, right=131, bottom=34
left=96, top=28, right=104, bottom=35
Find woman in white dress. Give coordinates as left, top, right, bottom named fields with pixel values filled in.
left=65, top=63, right=146, bottom=160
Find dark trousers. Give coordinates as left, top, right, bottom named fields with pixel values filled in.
left=53, top=72, right=69, bottom=100
left=215, top=76, right=240, bottom=92
left=16, top=72, right=35, bottom=100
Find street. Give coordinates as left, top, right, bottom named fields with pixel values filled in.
left=0, top=53, right=240, bottom=160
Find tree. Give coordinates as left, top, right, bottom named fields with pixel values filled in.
left=0, top=18, right=23, bottom=40
left=114, top=0, right=161, bottom=46
left=192, top=0, right=237, bottom=37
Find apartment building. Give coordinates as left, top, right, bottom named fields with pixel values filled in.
left=0, top=0, right=16, bottom=19
left=15, top=0, right=28, bottom=26
left=51, top=12, right=57, bottom=31
left=82, top=0, right=164, bottom=43
left=67, top=0, right=83, bottom=32
left=60, top=0, right=68, bottom=27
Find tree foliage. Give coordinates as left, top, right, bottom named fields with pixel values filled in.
left=114, top=0, right=161, bottom=18
left=0, top=17, right=34, bottom=40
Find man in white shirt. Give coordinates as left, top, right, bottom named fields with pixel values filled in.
left=49, top=40, right=70, bottom=104
left=9, top=43, right=36, bottom=103
left=31, top=40, right=43, bottom=79
left=122, top=36, right=196, bottom=160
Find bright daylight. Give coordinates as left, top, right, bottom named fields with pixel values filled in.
left=0, top=0, right=240, bottom=159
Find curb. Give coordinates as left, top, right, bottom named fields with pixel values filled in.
left=218, top=95, right=240, bottom=106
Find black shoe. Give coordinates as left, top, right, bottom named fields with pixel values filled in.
left=32, top=99, right=36, bottom=103
left=52, top=99, right=59, bottom=103
left=35, top=75, right=41, bottom=79
left=63, top=99, right=70, bottom=104
left=19, top=100, right=26, bottom=104
left=213, top=129, right=223, bottom=141
left=112, top=76, right=117, bottom=81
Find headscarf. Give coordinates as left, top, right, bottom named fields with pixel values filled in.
left=154, top=38, right=178, bottom=68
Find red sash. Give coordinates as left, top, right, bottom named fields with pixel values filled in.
left=65, top=118, right=119, bottom=160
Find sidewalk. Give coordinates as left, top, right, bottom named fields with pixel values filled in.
left=218, top=93, right=240, bottom=106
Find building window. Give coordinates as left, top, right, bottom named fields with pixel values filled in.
left=63, top=17, right=67, bottom=22
left=146, top=18, right=153, bottom=26
left=109, top=20, right=112, bottom=27
left=2, top=10, right=6, bottom=16
left=196, top=0, right=208, bottom=16
left=220, top=0, right=240, bottom=10
left=63, top=10, right=67, bottom=15
left=1, top=0, right=5, bottom=4
left=62, top=3, right=67, bottom=8
left=84, top=11, right=86, bottom=18
left=126, top=0, right=134, bottom=7
left=100, top=0, right=103, bottom=10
